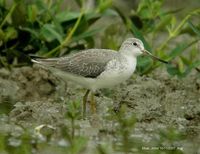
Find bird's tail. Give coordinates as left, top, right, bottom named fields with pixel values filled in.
left=31, top=56, right=59, bottom=67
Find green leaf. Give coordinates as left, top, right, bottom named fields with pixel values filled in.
left=154, top=15, right=171, bottom=32
left=20, top=27, right=39, bottom=38
left=4, top=27, right=18, bottom=42
left=72, top=28, right=103, bottom=42
left=74, top=15, right=89, bottom=35
left=102, top=9, right=119, bottom=16
left=168, top=40, right=198, bottom=60
left=187, top=20, right=200, bottom=37
left=34, top=0, right=50, bottom=11
left=167, top=59, right=200, bottom=77
left=162, top=8, right=183, bottom=15
left=12, top=1, right=26, bottom=26
left=56, top=11, right=101, bottom=30
left=136, top=0, right=163, bottom=19
left=40, top=24, right=63, bottom=43
left=27, top=4, right=38, bottom=23
left=184, top=60, right=200, bottom=76
left=85, top=13, right=101, bottom=25
left=180, top=56, right=191, bottom=65
left=0, top=29, right=5, bottom=41
left=137, top=56, right=153, bottom=73
left=69, top=136, right=88, bottom=154
left=177, top=58, right=185, bottom=73
left=55, top=11, right=80, bottom=23
left=97, top=0, right=112, bottom=12
left=189, top=48, right=198, bottom=61
left=167, top=64, right=180, bottom=76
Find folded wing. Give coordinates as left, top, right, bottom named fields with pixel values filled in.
left=32, top=49, right=118, bottom=78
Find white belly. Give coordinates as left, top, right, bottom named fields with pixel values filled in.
left=53, top=56, right=137, bottom=91
left=87, top=56, right=137, bottom=91
left=92, top=70, right=133, bottom=89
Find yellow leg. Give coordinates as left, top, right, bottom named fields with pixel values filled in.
left=90, top=92, right=97, bottom=114
left=83, top=90, right=90, bottom=118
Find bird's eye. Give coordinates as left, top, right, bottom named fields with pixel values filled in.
left=132, top=42, right=137, bottom=46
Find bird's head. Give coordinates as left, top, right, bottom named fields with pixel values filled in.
left=120, top=38, right=168, bottom=64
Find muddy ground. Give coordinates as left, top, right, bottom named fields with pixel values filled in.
left=0, top=65, right=199, bottom=154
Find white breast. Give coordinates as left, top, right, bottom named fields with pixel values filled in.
left=53, top=56, right=137, bottom=91
left=88, top=56, right=137, bottom=91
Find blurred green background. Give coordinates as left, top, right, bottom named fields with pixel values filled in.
left=0, top=0, right=199, bottom=77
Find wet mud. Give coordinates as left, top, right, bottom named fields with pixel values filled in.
left=0, top=66, right=199, bottom=154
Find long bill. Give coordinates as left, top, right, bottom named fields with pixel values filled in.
left=143, top=50, right=169, bottom=64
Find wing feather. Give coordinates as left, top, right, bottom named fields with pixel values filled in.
left=32, top=49, right=118, bottom=78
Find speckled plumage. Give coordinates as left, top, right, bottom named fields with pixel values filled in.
left=34, top=49, right=119, bottom=78
left=31, top=38, right=168, bottom=116
left=32, top=38, right=147, bottom=91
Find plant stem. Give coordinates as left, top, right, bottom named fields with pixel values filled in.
left=142, top=39, right=199, bottom=75
left=0, top=2, right=17, bottom=29
left=71, top=118, right=75, bottom=139
left=157, top=8, right=200, bottom=52
left=44, top=10, right=84, bottom=57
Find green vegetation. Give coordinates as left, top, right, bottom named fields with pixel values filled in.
left=0, top=0, right=199, bottom=154
left=0, top=0, right=199, bottom=76
left=0, top=102, right=186, bottom=154
left=116, top=0, right=200, bottom=76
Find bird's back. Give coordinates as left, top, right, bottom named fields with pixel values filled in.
left=32, top=49, right=119, bottom=78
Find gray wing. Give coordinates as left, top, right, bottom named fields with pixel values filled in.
left=32, top=49, right=118, bottom=78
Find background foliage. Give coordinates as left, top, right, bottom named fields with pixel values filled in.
left=0, top=1, right=200, bottom=154
left=0, top=0, right=199, bottom=77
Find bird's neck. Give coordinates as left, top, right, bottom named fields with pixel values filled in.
left=119, top=52, right=137, bottom=70
left=119, top=50, right=137, bottom=61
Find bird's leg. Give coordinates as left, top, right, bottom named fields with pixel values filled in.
left=90, top=92, right=96, bottom=114
left=83, top=90, right=90, bottom=118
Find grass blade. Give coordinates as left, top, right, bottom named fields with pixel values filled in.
left=41, top=24, right=63, bottom=43
left=72, top=28, right=103, bottom=42
left=187, top=20, right=200, bottom=37
left=168, top=40, right=198, bottom=60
